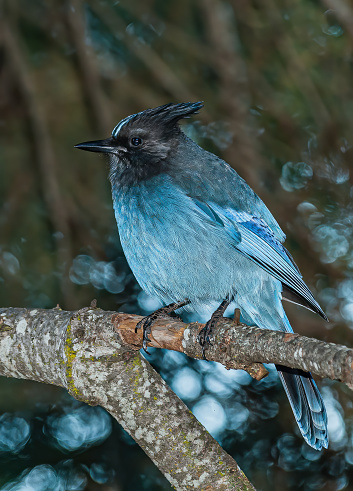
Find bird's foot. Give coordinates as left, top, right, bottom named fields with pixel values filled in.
left=197, top=319, right=216, bottom=360
left=135, top=299, right=190, bottom=354
left=135, top=312, right=160, bottom=354
left=197, top=298, right=231, bottom=360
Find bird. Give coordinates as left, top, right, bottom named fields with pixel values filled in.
left=75, top=102, right=328, bottom=450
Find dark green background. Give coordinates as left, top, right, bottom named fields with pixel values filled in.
left=0, top=0, right=353, bottom=489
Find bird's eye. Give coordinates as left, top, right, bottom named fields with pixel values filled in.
left=131, top=137, right=143, bottom=147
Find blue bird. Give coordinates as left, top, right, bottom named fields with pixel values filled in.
left=75, top=102, right=328, bottom=450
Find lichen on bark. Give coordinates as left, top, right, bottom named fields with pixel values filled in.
left=0, top=307, right=255, bottom=490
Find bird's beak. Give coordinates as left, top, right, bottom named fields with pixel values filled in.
left=74, top=137, right=116, bottom=154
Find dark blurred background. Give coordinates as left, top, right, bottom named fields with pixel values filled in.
left=1, top=0, right=353, bottom=489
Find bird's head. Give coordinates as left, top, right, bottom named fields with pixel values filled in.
left=75, top=102, right=203, bottom=187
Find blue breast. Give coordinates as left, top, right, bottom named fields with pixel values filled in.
left=111, top=174, right=242, bottom=305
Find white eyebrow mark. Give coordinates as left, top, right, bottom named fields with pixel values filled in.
left=112, top=111, right=143, bottom=138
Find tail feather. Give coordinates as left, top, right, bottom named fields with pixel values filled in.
left=237, top=295, right=328, bottom=449
left=277, top=366, right=328, bottom=450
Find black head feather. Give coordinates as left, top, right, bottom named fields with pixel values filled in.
left=111, top=101, right=204, bottom=138
left=76, top=102, right=203, bottom=187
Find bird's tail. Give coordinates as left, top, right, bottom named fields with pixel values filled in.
left=237, top=292, right=328, bottom=450
left=277, top=311, right=328, bottom=450
left=276, top=365, right=328, bottom=450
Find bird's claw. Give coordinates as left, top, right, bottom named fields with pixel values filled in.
left=142, top=340, right=151, bottom=355
left=135, top=300, right=190, bottom=355
left=197, top=299, right=231, bottom=359
left=197, top=322, right=214, bottom=361
left=142, top=331, right=152, bottom=355
left=135, top=316, right=155, bottom=354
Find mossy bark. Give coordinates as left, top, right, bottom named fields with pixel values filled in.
left=0, top=307, right=255, bottom=490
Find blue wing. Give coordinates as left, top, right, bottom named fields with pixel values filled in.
left=193, top=199, right=327, bottom=320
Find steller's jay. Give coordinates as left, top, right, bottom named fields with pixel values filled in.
left=75, top=102, right=328, bottom=450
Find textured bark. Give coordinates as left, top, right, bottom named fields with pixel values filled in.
left=113, top=312, right=353, bottom=388
left=0, top=307, right=254, bottom=491
left=1, top=307, right=352, bottom=489
left=115, top=312, right=268, bottom=381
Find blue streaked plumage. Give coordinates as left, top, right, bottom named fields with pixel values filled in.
left=75, top=102, right=328, bottom=450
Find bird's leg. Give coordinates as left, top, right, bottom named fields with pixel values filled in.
left=198, top=299, right=231, bottom=360
left=135, top=299, right=190, bottom=354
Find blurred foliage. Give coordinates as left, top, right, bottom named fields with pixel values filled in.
left=1, top=0, right=353, bottom=489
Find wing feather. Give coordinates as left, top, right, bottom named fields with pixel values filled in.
left=194, top=200, right=327, bottom=320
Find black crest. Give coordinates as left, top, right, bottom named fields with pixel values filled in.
left=76, top=101, right=204, bottom=187
left=111, top=102, right=204, bottom=138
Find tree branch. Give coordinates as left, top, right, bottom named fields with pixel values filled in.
left=113, top=311, right=353, bottom=388
left=0, top=307, right=254, bottom=491
left=1, top=306, right=352, bottom=489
